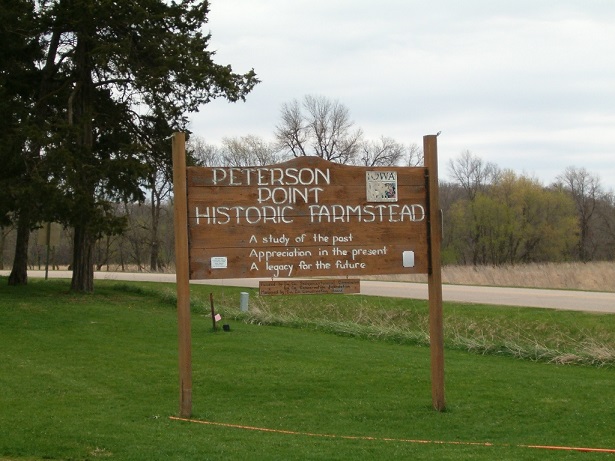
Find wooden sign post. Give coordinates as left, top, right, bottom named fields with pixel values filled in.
left=172, top=132, right=445, bottom=415
left=424, top=134, right=445, bottom=412
left=172, top=132, right=192, bottom=418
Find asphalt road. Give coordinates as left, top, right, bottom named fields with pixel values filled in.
left=4, top=270, right=614, bottom=314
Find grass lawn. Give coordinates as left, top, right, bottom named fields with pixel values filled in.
left=1, top=278, right=614, bottom=460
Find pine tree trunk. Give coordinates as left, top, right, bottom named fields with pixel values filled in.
left=71, top=224, right=94, bottom=292
left=8, top=211, right=31, bottom=286
left=69, top=31, right=95, bottom=293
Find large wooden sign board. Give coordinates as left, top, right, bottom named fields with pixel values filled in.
left=172, top=133, right=445, bottom=417
left=186, top=157, right=429, bottom=279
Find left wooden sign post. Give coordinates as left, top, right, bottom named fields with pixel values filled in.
left=172, top=132, right=192, bottom=418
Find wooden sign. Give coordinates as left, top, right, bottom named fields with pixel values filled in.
left=259, top=278, right=360, bottom=296
left=186, top=157, right=429, bottom=279
left=172, top=134, right=445, bottom=416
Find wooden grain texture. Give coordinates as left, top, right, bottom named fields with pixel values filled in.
left=186, top=157, right=429, bottom=279
left=190, top=243, right=428, bottom=279
left=424, top=134, right=446, bottom=412
left=172, top=132, right=192, bottom=418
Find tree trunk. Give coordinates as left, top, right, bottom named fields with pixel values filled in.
left=69, top=31, right=95, bottom=292
left=71, top=224, right=94, bottom=292
left=149, top=184, right=161, bottom=271
left=8, top=212, right=31, bottom=286
left=149, top=209, right=160, bottom=272
left=150, top=240, right=160, bottom=271
left=0, top=227, right=6, bottom=271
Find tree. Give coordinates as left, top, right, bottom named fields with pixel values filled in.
left=132, top=114, right=177, bottom=271
left=448, top=150, right=499, bottom=200
left=188, top=136, right=223, bottom=167
left=221, top=135, right=283, bottom=167
left=405, top=143, right=423, bottom=167
left=447, top=170, right=577, bottom=265
left=446, top=151, right=500, bottom=264
left=11, top=0, right=258, bottom=291
left=492, top=171, right=578, bottom=263
left=597, top=190, right=615, bottom=260
left=555, top=167, right=603, bottom=261
left=0, top=225, right=13, bottom=270
left=275, top=95, right=363, bottom=164
left=355, top=136, right=405, bottom=167
left=0, top=0, right=57, bottom=286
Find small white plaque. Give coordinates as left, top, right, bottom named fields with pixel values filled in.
left=211, top=256, right=228, bottom=269
left=402, top=251, right=415, bottom=268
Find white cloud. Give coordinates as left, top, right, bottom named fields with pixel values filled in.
left=194, top=0, right=615, bottom=190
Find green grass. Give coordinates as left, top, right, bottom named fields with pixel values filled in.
left=1, top=278, right=615, bottom=460
left=216, top=287, right=615, bottom=366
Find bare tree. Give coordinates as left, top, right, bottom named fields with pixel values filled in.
left=122, top=202, right=150, bottom=272
left=275, top=95, right=363, bottom=164
left=221, top=135, right=283, bottom=167
left=448, top=150, right=499, bottom=200
left=406, top=142, right=423, bottom=167
left=188, top=136, right=223, bottom=167
left=447, top=151, right=500, bottom=265
left=556, top=166, right=603, bottom=261
left=355, top=136, right=405, bottom=167
left=0, top=225, right=14, bottom=270
left=275, top=99, right=307, bottom=157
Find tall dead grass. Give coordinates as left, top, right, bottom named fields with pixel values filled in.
left=370, top=261, right=615, bottom=292
left=47, top=261, right=615, bottom=292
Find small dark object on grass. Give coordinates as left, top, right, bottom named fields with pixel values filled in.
left=223, top=324, right=230, bottom=332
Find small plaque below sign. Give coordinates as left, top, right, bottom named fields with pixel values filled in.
left=259, top=279, right=360, bottom=296
left=210, top=256, right=228, bottom=269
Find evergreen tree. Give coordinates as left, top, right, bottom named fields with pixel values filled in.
left=3, top=0, right=258, bottom=291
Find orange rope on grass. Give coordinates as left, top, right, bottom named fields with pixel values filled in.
left=169, top=416, right=615, bottom=454
left=521, top=444, right=615, bottom=454
left=170, top=416, right=494, bottom=447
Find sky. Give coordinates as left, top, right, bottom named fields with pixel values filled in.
left=191, top=0, right=615, bottom=191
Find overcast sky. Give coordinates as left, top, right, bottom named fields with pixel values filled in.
left=191, top=1, right=615, bottom=191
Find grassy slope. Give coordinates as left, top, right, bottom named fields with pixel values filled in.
left=1, top=278, right=614, bottom=460
left=221, top=286, right=615, bottom=366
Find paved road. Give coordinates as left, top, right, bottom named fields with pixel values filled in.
left=3, top=270, right=614, bottom=314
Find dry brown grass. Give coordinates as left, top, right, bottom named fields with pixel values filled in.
left=368, top=261, right=615, bottom=292
left=39, top=261, right=615, bottom=292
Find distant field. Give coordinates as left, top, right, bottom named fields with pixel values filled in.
left=369, top=261, right=615, bottom=292
left=1, top=278, right=614, bottom=461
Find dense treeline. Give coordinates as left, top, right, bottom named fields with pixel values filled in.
left=442, top=152, right=614, bottom=265
left=2, top=149, right=613, bottom=271
left=0, top=0, right=257, bottom=290
left=2, top=2, right=613, bottom=284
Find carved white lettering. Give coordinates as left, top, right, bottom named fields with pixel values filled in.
left=265, top=262, right=293, bottom=277
left=210, top=167, right=331, bottom=186
left=307, top=204, right=426, bottom=224
left=250, top=248, right=313, bottom=262
left=195, top=206, right=294, bottom=224
left=257, top=187, right=323, bottom=204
